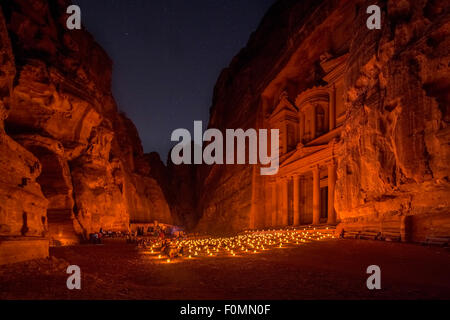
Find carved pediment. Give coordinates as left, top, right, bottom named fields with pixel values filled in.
left=295, top=86, right=329, bottom=109
left=269, top=93, right=298, bottom=120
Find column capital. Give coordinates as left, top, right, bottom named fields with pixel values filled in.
left=326, top=159, right=336, bottom=168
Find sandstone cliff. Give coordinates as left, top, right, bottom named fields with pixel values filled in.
left=0, top=0, right=172, bottom=251
left=1, top=0, right=449, bottom=265
left=194, top=0, right=450, bottom=239
left=335, top=0, right=450, bottom=241
left=196, top=0, right=338, bottom=233
left=0, top=7, right=48, bottom=239
left=147, top=148, right=201, bottom=231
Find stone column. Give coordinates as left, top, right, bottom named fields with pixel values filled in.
left=271, top=182, right=277, bottom=226
left=312, top=165, right=321, bottom=225
left=281, top=178, right=289, bottom=226
left=327, top=162, right=336, bottom=225
left=276, top=179, right=283, bottom=225
left=329, top=85, right=336, bottom=130
left=293, top=175, right=300, bottom=225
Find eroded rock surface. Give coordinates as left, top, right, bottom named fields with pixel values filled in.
left=1, top=0, right=449, bottom=265
left=0, top=0, right=172, bottom=256
left=335, top=0, right=450, bottom=240
left=193, top=0, right=449, bottom=239
left=0, top=7, right=48, bottom=240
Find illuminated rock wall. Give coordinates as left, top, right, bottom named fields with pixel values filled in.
left=0, top=6, right=49, bottom=263
left=335, top=0, right=450, bottom=241
left=0, top=0, right=172, bottom=255
left=195, top=0, right=450, bottom=240
left=0, top=7, right=48, bottom=238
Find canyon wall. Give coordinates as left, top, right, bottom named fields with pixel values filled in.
left=196, top=0, right=329, bottom=234
left=194, top=0, right=450, bottom=239
left=335, top=0, right=450, bottom=241
left=147, top=151, right=200, bottom=230
left=0, top=6, right=49, bottom=261
left=1, top=0, right=449, bottom=266
left=0, top=0, right=172, bottom=258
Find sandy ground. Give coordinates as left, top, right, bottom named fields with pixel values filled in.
left=0, top=239, right=449, bottom=300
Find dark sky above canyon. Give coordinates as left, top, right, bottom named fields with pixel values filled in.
left=72, top=0, right=275, bottom=160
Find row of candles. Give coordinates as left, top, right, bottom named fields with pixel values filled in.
left=140, top=228, right=335, bottom=263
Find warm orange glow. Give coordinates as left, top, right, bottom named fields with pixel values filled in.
left=139, top=228, right=334, bottom=264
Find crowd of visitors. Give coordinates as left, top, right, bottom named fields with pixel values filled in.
left=88, top=221, right=187, bottom=259
left=88, top=228, right=129, bottom=244
left=133, top=222, right=187, bottom=258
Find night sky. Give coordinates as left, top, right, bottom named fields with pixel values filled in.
left=72, top=0, right=275, bottom=161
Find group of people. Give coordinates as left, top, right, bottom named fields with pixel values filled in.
left=160, top=239, right=185, bottom=258
left=133, top=222, right=187, bottom=258
left=136, top=224, right=169, bottom=238
left=135, top=222, right=185, bottom=238
left=88, top=222, right=187, bottom=260
left=136, top=238, right=185, bottom=258
left=89, top=228, right=128, bottom=244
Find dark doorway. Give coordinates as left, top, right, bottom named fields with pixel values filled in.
left=320, top=186, right=328, bottom=220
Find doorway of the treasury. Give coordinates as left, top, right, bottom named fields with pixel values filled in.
left=320, top=186, right=329, bottom=222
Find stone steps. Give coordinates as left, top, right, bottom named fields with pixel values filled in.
left=421, top=236, right=450, bottom=247
left=341, top=229, right=401, bottom=242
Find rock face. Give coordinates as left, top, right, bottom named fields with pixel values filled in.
left=193, top=0, right=450, bottom=240
left=147, top=150, right=200, bottom=231
left=1, top=0, right=449, bottom=265
left=0, top=6, right=48, bottom=239
left=335, top=0, right=450, bottom=241
left=0, top=0, right=172, bottom=258
left=195, top=0, right=341, bottom=233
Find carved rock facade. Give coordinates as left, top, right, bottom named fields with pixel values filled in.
left=0, top=0, right=172, bottom=263
left=195, top=0, right=450, bottom=240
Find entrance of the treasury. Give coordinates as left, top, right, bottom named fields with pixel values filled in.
left=320, top=186, right=328, bottom=222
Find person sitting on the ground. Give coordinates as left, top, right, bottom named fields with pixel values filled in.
left=161, top=240, right=169, bottom=256
left=89, top=233, right=101, bottom=244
